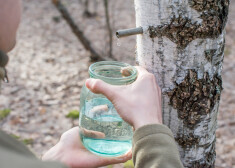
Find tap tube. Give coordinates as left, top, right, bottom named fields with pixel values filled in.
left=116, top=27, right=143, bottom=38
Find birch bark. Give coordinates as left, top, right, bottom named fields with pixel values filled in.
left=134, top=0, right=229, bottom=167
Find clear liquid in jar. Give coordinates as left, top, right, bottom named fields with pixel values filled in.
left=79, top=98, right=133, bottom=157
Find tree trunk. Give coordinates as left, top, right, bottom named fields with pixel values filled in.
left=103, top=0, right=113, bottom=58
left=134, top=0, right=229, bottom=167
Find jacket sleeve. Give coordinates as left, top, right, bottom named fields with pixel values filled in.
left=0, top=130, right=67, bottom=168
left=132, top=124, right=184, bottom=168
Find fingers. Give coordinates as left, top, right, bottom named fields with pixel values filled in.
left=79, top=127, right=105, bottom=139
left=98, top=150, right=132, bottom=166
left=135, top=66, right=148, bottom=73
left=116, top=150, right=132, bottom=161
left=135, top=66, right=149, bottom=77
left=59, top=127, right=81, bottom=146
left=86, top=66, right=149, bottom=97
left=134, top=66, right=155, bottom=82
left=86, top=78, right=120, bottom=101
left=135, top=66, right=161, bottom=88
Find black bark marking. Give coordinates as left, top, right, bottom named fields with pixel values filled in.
left=190, top=0, right=229, bottom=31
left=148, top=0, right=229, bottom=48
left=205, top=49, right=217, bottom=62
left=167, top=70, right=222, bottom=128
left=175, top=133, right=199, bottom=147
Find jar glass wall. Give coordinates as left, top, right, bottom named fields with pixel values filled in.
left=79, top=61, right=137, bottom=157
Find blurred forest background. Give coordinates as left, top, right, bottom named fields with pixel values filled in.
left=0, top=0, right=234, bottom=167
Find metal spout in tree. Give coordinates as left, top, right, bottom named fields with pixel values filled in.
left=116, top=27, right=143, bottom=38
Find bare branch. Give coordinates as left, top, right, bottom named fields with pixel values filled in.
left=52, top=0, right=112, bottom=61
left=83, top=0, right=96, bottom=17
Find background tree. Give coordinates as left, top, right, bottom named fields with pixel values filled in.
left=103, top=0, right=113, bottom=58
left=82, top=0, right=97, bottom=17
left=52, top=0, right=115, bottom=61
left=134, top=0, right=229, bottom=167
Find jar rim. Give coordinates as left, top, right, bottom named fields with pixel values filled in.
left=89, top=61, right=137, bottom=85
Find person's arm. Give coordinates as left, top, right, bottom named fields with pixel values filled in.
left=0, top=127, right=130, bottom=168
left=0, top=0, right=21, bottom=52
left=133, top=124, right=184, bottom=168
left=86, top=66, right=184, bottom=168
left=0, top=130, right=67, bottom=168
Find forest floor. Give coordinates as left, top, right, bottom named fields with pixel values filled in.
left=0, top=0, right=234, bottom=168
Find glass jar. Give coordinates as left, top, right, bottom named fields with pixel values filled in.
left=79, top=61, right=137, bottom=157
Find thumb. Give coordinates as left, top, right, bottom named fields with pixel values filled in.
left=85, top=78, right=119, bottom=101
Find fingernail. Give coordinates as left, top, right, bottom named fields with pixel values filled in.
left=85, top=79, right=94, bottom=88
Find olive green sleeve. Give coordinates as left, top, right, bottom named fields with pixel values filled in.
left=0, top=130, right=67, bottom=168
left=132, top=124, right=184, bottom=168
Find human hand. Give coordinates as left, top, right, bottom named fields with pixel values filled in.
left=85, top=66, right=162, bottom=130
left=42, top=127, right=131, bottom=168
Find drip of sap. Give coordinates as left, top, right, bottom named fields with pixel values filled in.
left=117, top=38, right=121, bottom=47
left=79, top=98, right=133, bottom=157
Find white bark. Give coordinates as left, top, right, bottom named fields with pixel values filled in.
left=134, top=0, right=226, bottom=167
